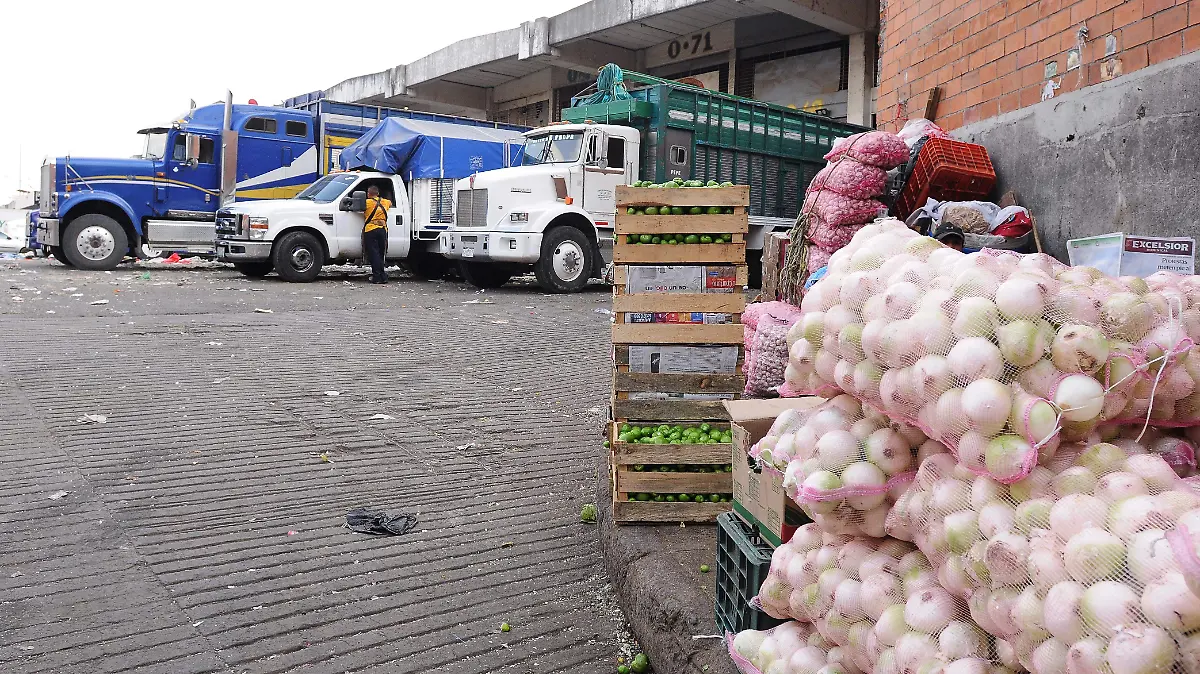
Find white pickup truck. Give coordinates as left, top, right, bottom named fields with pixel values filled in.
left=214, top=171, right=452, bottom=282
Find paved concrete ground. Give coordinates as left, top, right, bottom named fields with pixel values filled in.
left=0, top=258, right=635, bottom=674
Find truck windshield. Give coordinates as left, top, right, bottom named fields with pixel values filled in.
left=295, top=174, right=357, bottom=203
left=142, top=132, right=168, bottom=160
left=521, top=132, right=584, bottom=166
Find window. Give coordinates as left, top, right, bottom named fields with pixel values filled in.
left=295, top=174, right=357, bottom=203
left=607, top=138, right=625, bottom=170
left=171, top=136, right=216, bottom=163
left=521, top=132, right=584, bottom=165
left=244, top=117, right=277, bottom=133
left=285, top=120, right=308, bottom=137
left=670, top=145, right=688, bottom=165
left=198, top=138, right=214, bottom=163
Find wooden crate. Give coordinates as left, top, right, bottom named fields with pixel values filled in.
left=608, top=184, right=749, bottom=523
left=610, top=421, right=734, bottom=523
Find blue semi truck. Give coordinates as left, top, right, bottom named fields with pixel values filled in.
left=36, top=95, right=525, bottom=270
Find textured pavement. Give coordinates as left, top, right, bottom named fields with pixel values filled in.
left=0, top=258, right=631, bottom=674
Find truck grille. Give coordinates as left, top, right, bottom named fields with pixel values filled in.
left=455, top=189, right=488, bottom=228
left=214, top=211, right=241, bottom=238
left=429, top=179, right=454, bottom=224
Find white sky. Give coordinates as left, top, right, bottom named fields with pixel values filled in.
left=0, top=0, right=590, bottom=200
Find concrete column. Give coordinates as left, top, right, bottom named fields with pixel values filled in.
left=727, top=49, right=737, bottom=95
left=846, top=32, right=876, bottom=126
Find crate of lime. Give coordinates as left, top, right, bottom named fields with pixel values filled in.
left=609, top=183, right=749, bottom=523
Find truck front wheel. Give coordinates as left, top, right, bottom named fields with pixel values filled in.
left=459, top=262, right=513, bottom=289
left=535, top=226, right=595, bottom=293
left=234, top=261, right=273, bottom=278
left=407, top=249, right=451, bottom=280
left=271, top=232, right=323, bottom=282
left=62, top=214, right=128, bottom=270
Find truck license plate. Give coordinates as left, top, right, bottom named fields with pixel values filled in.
left=462, top=248, right=475, bottom=258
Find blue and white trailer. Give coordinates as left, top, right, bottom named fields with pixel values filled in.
left=36, top=95, right=526, bottom=271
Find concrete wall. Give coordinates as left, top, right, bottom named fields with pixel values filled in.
left=953, top=49, right=1200, bottom=261
left=878, top=0, right=1200, bottom=132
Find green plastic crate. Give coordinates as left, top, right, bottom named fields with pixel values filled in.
left=714, top=511, right=785, bottom=635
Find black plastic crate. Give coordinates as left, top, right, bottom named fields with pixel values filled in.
left=714, top=511, right=785, bottom=635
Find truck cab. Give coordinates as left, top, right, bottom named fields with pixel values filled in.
left=37, top=101, right=317, bottom=270
left=215, top=171, right=412, bottom=282
left=441, top=122, right=639, bottom=292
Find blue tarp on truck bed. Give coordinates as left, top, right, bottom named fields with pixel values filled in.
left=338, top=117, right=526, bottom=179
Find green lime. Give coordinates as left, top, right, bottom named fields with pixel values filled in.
left=616, top=433, right=629, bottom=443
left=709, top=493, right=722, bottom=502
left=707, top=206, right=723, bottom=215
left=632, top=464, right=644, bottom=471
left=700, top=423, right=712, bottom=433
left=636, top=493, right=651, bottom=501
left=670, top=206, right=684, bottom=216
left=667, top=239, right=679, bottom=245
left=625, top=234, right=637, bottom=244
left=724, top=207, right=735, bottom=214
left=693, top=494, right=706, bottom=503
left=651, top=236, right=662, bottom=244
left=632, top=654, right=650, bottom=673
left=723, top=465, right=732, bottom=472
left=639, top=234, right=652, bottom=243
left=636, top=209, right=645, bottom=215
left=603, top=439, right=610, bottom=448
left=685, top=234, right=699, bottom=244
left=721, top=181, right=733, bottom=187
left=653, top=494, right=665, bottom=502
left=620, top=423, right=631, bottom=433
left=677, top=493, right=691, bottom=502
left=699, top=235, right=713, bottom=244
left=619, top=666, right=631, bottom=674
left=500, top=622, right=511, bottom=632
left=665, top=495, right=676, bottom=502
left=627, top=207, right=636, bottom=215
left=645, top=206, right=659, bottom=216
left=707, top=180, right=719, bottom=187
left=721, top=232, right=733, bottom=241
left=700, top=564, right=710, bottom=573
left=658, top=465, right=670, bottom=472
left=689, top=206, right=703, bottom=215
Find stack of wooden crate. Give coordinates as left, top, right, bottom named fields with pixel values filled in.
left=609, top=184, right=750, bottom=523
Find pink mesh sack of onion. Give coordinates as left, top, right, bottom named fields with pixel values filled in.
left=746, top=311, right=802, bottom=396
left=751, top=524, right=1010, bottom=674
left=750, top=394, right=950, bottom=538
left=885, top=441, right=1200, bottom=674
left=808, top=218, right=868, bottom=252
left=824, top=131, right=911, bottom=169
left=803, top=191, right=886, bottom=228
left=808, top=158, right=889, bottom=198
left=790, top=218, right=1199, bottom=483
left=728, top=620, right=866, bottom=674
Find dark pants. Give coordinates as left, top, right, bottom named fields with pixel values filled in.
left=363, top=228, right=388, bottom=282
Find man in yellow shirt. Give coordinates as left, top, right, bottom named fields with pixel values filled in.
left=362, top=185, right=391, bottom=284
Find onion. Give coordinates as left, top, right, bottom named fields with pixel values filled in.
left=1053, top=375, right=1105, bottom=422
left=1032, top=638, right=1070, bottom=674
left=986, top=435, right=1035, bottom=483
left=962, top=379, right=1013, bottom=435
left=841, top=461, right=888, bottom=510
left=815, top=348, right=840, bottom=383
left=998, top=320, right=1050, bottom=367
left=940, top=621, right=988, bottom=660
left=1107, top=495, right=1173, bottom=539
left=1141, top=571, right=1200, bottom=630
left=1051, top=325, right=1110, bottom=375
left=860, top=573, right=902, bottom=621
left=896, top=632, right=939, bottom=671
left=817, top=568, right=850, bottom=613
left=862, top=428, right=912, bottom=477
left=1010, top=465, right=1054, bottom=501
left=919, top=288, right=956, bottom=314
left=862, top=294, right=889, bottom=323
left=934, top=388, right=966, bottom=437
left=939, top=554, right=975, bottom=597
left=953, top=297, right=1001, bottom=338
left=834, top=577, right=865, bottom=619
left=1020, top=360, right=1064, bottom=399
left=802, top=312, right=827, bottom=347
left=874, top=603, right=908, bottom=646
left=947, top=338, right=1005, bottom=383
left=1012, top=585, right=1045, bottom=633
left=835, top=359, right=856, bottom=391
left=1102, top=292, right=1156, bottom=342
left=1052, top=285, right=1102, bottom=325
left=861, top=320, right=890, bottom=364
left=733, top=629, right=768, bottom=661
left=1106, top=625, right=1177, bottom=674
left=944, top=510, right=980, bottom=554
left=997, top=276, right=1049, bottom=320
left=1081, top=581, right=1142, bottom=637
left=912, top=355, right=953, bottom=400
left=803, top=472, right=843, bottom=514
left=1049, top=494, right=1109, bottom=540
left=1067, top=638, right=1108, bottom=674
left=1028, top=530, right=1070, bottom=591
left=904, top=586, right=956, bottom=633
left=1050, top=466, right=1098, bottom=497
left=840, top=271, right=879, bottom=311
left=1064, top=527, right=1125, bottom=582
left=885, top=281, right=922, bottom=320
left=969, top=590, right=1000, bottom=635
left=852, top=361, right=884, bottom=397
left=970, top=474, right=1006, bottom=507
left=1042, top=580, right=1087, bottom=643
left=953, top=267, right=1001, bottom=299
left=825, top=306, right=857, bottom=343
left=984, top=531, right=1030, bottom=586
left=817, top=430, right=861, bottom=471
left=1077, top=441, right=1128, bottom=473
left=789, top=646, right=830, bottom=674
left=1095, top=471, right=1149, bottom=503
left=882, top=319, right=926, bottom=368
left=985, top=587, right=1021, bottom=637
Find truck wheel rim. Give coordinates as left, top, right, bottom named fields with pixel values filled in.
left=290, top=246, right=315, bottom=273
left=553, top=240, right=584, bottom=283
left=77, top=226, right=116, bottom=261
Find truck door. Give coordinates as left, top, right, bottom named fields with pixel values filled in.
left=166, top=133, right=219, bottom=213
left=582, top=133, right=625, bottom=222
left=332, top=177, right=398, bottom=260
left=386, top=177, right=411, bottom=260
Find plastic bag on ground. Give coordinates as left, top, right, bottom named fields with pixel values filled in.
left=751, top=395, right=949, bottom=538
left=896, top=118, right=951, bottom=148
left=825, top=131, right=911, bottom=169
left=795, top=219, right=1199, bottom=483
left=887, top=440, right=1200, bottom=674
left=809, top=158, right=889, bottom=198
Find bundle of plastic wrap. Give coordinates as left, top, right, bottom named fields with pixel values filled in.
left=809, top=159, right=889, bottom=198
left=752, top=524, right=1007, bottom=674
left=787, top=219, right=1199, bottom=483
left=750, top=395, right=949, bottom=537
left=886, top=441, right=1200, bottom=674
left=825, top=131, right=912, bottom=170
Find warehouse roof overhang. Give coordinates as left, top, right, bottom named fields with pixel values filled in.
left=320, top=0, right=876, bottom=115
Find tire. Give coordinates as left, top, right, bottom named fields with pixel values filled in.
left=271, top=231, right=324, bottom=283
left=534, top=226, right=595, bottom=293
left=458, top=261, right=512, bottom=289
left=62, top=214, right=129, bottom=270
left=234, top=261, right=273, bottom=278
left=407, top=250, right=451, bottom=280
left=50, top=246, right=73, bottom=266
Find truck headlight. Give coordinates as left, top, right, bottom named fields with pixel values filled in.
left=509, top=212, right=529, bottom=222
left=248, top=217, right=269, bottom=240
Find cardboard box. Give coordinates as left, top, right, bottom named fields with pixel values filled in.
left=760, top=232, right=791, bottom=301
left=724, top=397, right=823, bottom=547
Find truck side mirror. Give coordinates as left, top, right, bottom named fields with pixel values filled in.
left=185, top=134, right=201, bottom=168
left=340, top=191, right=367, bottom=212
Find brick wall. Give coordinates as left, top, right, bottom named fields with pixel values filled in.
left=878, top=0, right=1200, bottom=131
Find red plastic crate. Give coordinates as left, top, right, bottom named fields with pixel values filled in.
left=893, top=137, right=996, bottom=219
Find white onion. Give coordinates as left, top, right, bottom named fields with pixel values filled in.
left=1052, top=285, right=1102, bottom=325
left=998, top=320, right=1050, bottom=367
left=1102, top=292, right=1156, bottom=342
left=944, top=510, right=980, bottom=554
left=817, top=430, right=860, bottom=471
left=1095, top=471, right=1150, bottom=503
left=1064, top=527, right=1125, bottom=582
left=1020, top=360, right=1065, bottom=399
left=885, top=281, right=922, bottom=320
left=984, top=531, right=1030, bottom=586
left=1124, top=454, right=1180, bottom=490
left=1053, top=374, right=1105, bottom=422
left=841, top=461, right=887, bottom=510
left=1028, top=531, right=1070, bottom=591
left=834, top=577, right=865, bottom=619
left=1108, top=494, right=1173, bottom=539
left=1050, top=466, right=1098, bottom=497
left=1051, top=325, right=1111, bottom=375
left=1049, top=493, right=1108, bottom=540
left=840, top=271, right=879, bottom=311
left=1043, top=581, right=1086, bottom=643
left=896, top=632, right=939, bottom=671
left=1142, top=571, right=1200, bottom=630
left=986, top=435, right=1035, bottom=483
left=1079, top=580, right=1139, bottom=636
left=1031, top=638, right=1070, bottom=674
left=1010, top=465, right=1054, bottom=501
left=1106, top=624, right=1177, bottom=674
left=939, top=554, right=974, bottom=597
left=985, top=587, right=1021, bottom=637
left=862, top=294, right=888, bottom=323
left=962, top=379, right=1013, bottom=435
left=978, top=500, right=1016, bottom=538
left=864, top=428, right=913, bottom=476
left=953, top=297, right=1001, bottom=338
left=948, top=338, right=1005, bottom=382
left=1066, top=638, right=1107, bottom=674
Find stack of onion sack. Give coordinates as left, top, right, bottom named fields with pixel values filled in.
left=728, top=620, right=863, bottom=674
left=786, top=218, right=1200, bottom=484
left=744, top=523, right=1011, bottom=674
left=751, top=394, right=950, bottom=537
left=746, top=302, right=805, bottom=396
left=885, top=441, right=1200, bottom=674
left=800, top=131, right=910, bottom=280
